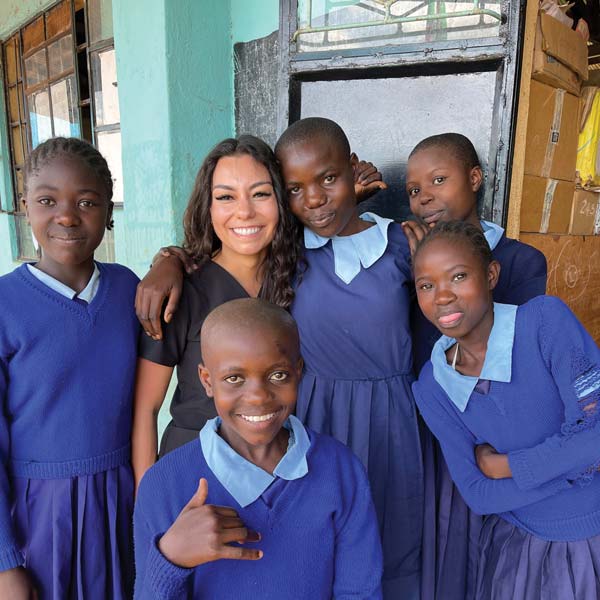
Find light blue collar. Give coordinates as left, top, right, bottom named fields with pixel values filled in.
left=199, top=414, right=310, bottom=507
left=481, top=219, right=504, bottom=251
left=304, top=211, right=392, bottom=284
left=431, top=303, right=517, bottom=412
left=27, top=263, right=101, bottom=303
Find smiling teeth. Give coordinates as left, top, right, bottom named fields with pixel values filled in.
left=233, top=227, right=261, bottom=236
left=240, top=412, right=277, bottom=422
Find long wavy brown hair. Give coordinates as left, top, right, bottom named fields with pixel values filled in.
left=183, top=135, right=301, bottom=308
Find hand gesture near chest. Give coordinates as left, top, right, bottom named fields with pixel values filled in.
left=158, top=478, right=262, bottom=568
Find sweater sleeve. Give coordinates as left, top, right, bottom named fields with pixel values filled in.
left=0, top=354, right=24, bottom=572
left=333, top=455, right=383, bottom=600
left=133, top=494, right=193, bottom=599
left=508, top=297, right=600, bottom=490
left=506, top=244, right=547, bottom=305
left=413, top=379, right=571, bottom=515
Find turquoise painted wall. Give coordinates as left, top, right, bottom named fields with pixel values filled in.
left=231, top=0, right=279, bottom=43
left=112, top=0, right=233, bottom=275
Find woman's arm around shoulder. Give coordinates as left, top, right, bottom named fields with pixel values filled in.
left=136, top=247, right=198, bottom=340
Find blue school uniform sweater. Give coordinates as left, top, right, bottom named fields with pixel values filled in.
left=413, top=296, right=600, bottom=542
left=0, top=263, right=139, bottom=570
left=134, top=431, right=383, bottom=599
left=411, top=232, right=547, bottom=373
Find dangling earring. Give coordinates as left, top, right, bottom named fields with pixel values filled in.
left=107, top=218, right=115, bottom=231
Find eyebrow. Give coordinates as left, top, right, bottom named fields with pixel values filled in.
left=32, top=184, right=101, bottom=195
left=415, top=264, right=471, bottom=283
left=213, top=181, right=272, bottom=191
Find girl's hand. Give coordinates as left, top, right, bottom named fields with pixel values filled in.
left=400, top=219, right=432, bottom=256
left=352, top=154, right=388, bottom=201
left=158, top=479, right=262, bottom=568
left=136, top=250, right=190, bottom=339
left=475, top=444, right=512, bottom=479
left=0, top=567, right=38, bottom=600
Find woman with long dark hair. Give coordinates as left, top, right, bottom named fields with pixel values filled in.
left=131, top=135, right=301, bottom=489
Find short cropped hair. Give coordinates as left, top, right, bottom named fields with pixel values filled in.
left=413, top=220, right=493, bottom=270
left=274, top=117, right=350, bottom=159
left=409, top=133, right=481, bottom=171
left=201, top=298, right=300, bottom=359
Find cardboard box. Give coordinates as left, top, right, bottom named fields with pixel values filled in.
left=570, top=189, right=600, bottom=235
left=521, top=175, right=574, bottom=233
left=533, top=12, right=588, bottom=96
left=524, top=81, right=579, bottom=182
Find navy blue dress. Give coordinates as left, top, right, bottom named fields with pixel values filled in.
left=416, top=233, right=547, bottom=600
left=292, top=223, right=422, bottom=600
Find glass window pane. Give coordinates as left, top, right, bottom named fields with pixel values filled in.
left=28, top=89, right=53, bottom=148
left=50, top=77, right=81, bottom=138
left=14, top=214, right=39, bottom=260
left=48, top=35, right=74, bottom=78
left=8, top=87, right=20, bottom=123
left=22, top=16, right=45, bottom=55
left=94, top=228, right=115, bottom=262
left=46, top=0, right=72, bottom=39
left=296, top=0, right=503, bottom=53
left=24, top=49, right=48, bottom=88
left=11, top=126, right=25, bottom=165
left=88, top=0, right=114, bottom=44
left=91, top=48, right=120, bottom=126
left=97, top=130, right=123, bottom=204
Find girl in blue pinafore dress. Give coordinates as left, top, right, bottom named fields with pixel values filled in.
left=0, top=138, right=137, bottom=599
left=412, top=221, right=600, bottom=600
left=275, top=117, right=423, bottom=600
left=404, top=133, right=547, bottom=600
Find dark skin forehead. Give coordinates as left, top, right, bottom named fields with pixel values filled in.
left=201, top=320, right=300, bottom=368
left=26, top=154, right=109, bottom=199
left=277, top=135, right=351, bottom=175
left=414, top=235, right=487, bottom=278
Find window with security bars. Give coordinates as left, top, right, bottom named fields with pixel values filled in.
left=1, top=0, right=119, bottom=262
left=294, top=0, right=505, bottom=53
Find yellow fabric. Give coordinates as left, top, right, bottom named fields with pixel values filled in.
left=577, top=90, right=600, bottom=185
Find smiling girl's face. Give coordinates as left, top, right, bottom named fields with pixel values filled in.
left=406, top=146, right=482, bottom=228
left=414, top=235, right=499, bottom=342
left=23, top=155, right=112, bottom=278
left=210, top=154, right=279, bottom=262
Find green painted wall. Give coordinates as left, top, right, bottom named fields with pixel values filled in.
left=231, top=0, right=279, bottom=43
left=112, top=0, right=233, bottom=275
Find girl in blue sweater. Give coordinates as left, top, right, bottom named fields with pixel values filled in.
left=134, top=298, right=383, bottom=599
left=0, top=138, right=138, bottom=599
left=412, top=221, right=600, bottom=600
left=402, top=133, right=548, bottom=600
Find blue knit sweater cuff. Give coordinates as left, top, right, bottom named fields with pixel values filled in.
left=147, top=534, right=193, bottom=599
left=0, top=546, right=24, bottom=572
left=508, top=449, right=541, bottom=491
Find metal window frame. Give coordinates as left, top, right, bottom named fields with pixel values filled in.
left=278, top=0, right=527, bottom=225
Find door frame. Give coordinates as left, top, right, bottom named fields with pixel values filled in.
left=277, top=0, right=527, bottom=224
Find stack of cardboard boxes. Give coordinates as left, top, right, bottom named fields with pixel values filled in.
left=520, top=11, right=599, bottom=235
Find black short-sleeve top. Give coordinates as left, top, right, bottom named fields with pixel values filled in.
left=138, top=261, right=249, bottom=432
